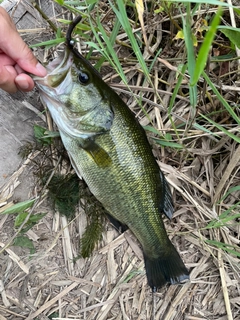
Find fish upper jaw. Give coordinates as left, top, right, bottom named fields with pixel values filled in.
left=34, top=67, right=73, bottom=97
left=33, top=49, right=74, bottom=95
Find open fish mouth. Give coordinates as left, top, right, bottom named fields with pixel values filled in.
left=33, top=48, right=74, bottom=93
left=32, top=47, right=99, bottom=140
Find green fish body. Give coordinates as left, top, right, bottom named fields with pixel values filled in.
left=34, top=17, right=189, bottom=290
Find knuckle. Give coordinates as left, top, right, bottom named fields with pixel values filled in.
left=22, top=44, right=35, bottom=63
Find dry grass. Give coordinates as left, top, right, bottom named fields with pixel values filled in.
left=0, top=0, right=240, bottom=319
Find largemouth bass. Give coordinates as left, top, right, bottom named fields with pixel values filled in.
left=34, top=17, right=189, bottom=290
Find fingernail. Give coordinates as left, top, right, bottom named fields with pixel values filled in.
left=36, top=62, right=47, bottom=76
left=16, top=76, right=29, bottom=90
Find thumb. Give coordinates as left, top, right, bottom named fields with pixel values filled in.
left=15, top=42, right=47, bottom=77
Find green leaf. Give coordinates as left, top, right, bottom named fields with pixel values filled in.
left=14, top=211, right=28, bottom=227
left=95, top=15, right=126, bottom=78
left=205, top=202, right=240, bottom=229
left=144, top=125, right=162, bottom=136
left=54, top=0, right=64, bottom=5
left=15, top=212, right=47, bottom=227
left=202, top=71, right=240, bottom=126
left=221, top=186, right=240, bottom=201
left=29, top=212, right=47, bottom=223
left=219, top=27, right=240, bottom=48
left=200, top=113, right=240, bottom=143
left=153, top=138, right=183, bottom=149
left=34, top=124, right=45, bottom=140
left=94, top=16, right=122, bottom=70
left=56, top=27, right=62, bottom=39
left=169, top=64, right=188, bottom=113
left=1, top=199, right=35, bottom=215
left=109, top=0, right=151, bottom=84
left=13, top=235, right=35, bottom=255
left=41, top=130, right=60, bottom=139
left=15, top=212, right=46, bottom=234
left=30, top=38, right=65, bottom=48
left=168, top=0, right=233, bottom=6
left=144, top=127, right=183, bottom=149
left=205, top=240, right=240, bottom=257
left=182, top=4, right=197, bottom=107
left=34, top=125, right=53, bottom=145
left=192, top=7, right=223, bottom=86
left=57, top=19, right=92, bottom=31
left=84, top=42, right=104, bottom=55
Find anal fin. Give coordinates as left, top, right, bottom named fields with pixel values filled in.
left=105, top=212, right=128, bottom=233
left=159, top=171, right=174, bottom=219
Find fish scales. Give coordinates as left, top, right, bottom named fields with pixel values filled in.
left=33, top=16, right=189, bottom=290
left=61, top=98, right=168, bottom=252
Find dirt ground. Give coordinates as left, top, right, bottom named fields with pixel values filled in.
left=0, top=89, right=41, bottom=200
left=0, top=0, right=51, bottom=199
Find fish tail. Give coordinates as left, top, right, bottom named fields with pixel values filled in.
left=143, top=243, right=189, bottom=290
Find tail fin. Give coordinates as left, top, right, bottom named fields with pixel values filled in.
left=143, top=243, right=189, bottom=291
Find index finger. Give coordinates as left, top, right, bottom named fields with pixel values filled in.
left=0, top=7, right=46, bottom=77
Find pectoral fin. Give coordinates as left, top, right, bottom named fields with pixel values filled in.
left=80, top=138, right=112, bottom=168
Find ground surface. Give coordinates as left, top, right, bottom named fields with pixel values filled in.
left=0, top=90, right=40, bottom=199
left=0, top=1, right=240, bottom=320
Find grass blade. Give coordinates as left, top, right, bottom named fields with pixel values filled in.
left=182, top=4, right=197, bottom=107
left=109, top=0, right=151, bottom=83
left=192, top=7, right=222, bottom=86
left=203, top=71, right=240, bottom=125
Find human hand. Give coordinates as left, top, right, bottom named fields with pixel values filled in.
left=0, top=7, right=47, bottom=93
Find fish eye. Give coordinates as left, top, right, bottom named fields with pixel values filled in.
left=78, top=71, right=89, bottom=84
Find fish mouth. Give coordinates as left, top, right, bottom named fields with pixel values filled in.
left=32, top=48, right=97, bottom=139
left=33, top=48, right=73, bottom=94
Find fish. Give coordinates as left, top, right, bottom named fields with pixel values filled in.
left=33, top=16, right=189, bottom=290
